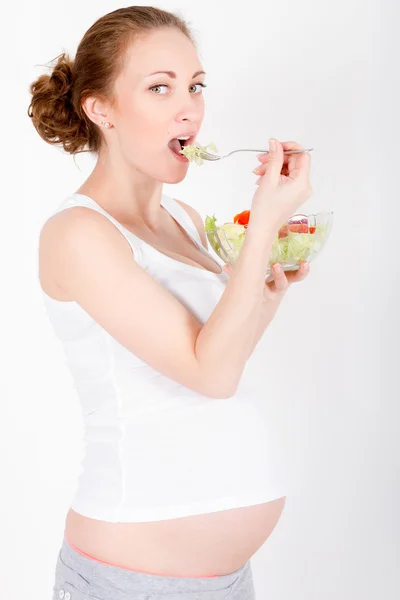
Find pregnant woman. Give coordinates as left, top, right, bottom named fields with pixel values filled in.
left=28, top=6, right=312, bottom=599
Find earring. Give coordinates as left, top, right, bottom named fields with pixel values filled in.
left=100, top=121, right=111, bottom=129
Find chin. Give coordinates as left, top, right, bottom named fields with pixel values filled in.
left=159, top=169, right=189, bottom=185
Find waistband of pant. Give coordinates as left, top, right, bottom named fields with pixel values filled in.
left=60, top=535, right=249, bottom=595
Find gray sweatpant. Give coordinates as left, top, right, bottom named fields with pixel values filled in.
left=52, top=536, right=256, bottom=599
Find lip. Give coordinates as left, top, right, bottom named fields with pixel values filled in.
left=169, top=132, right=197, bottom=147
left=168, top=146, right=189, bottom=162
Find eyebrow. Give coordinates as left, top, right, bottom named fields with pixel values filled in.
left=146, top=70, right=206, bottom=79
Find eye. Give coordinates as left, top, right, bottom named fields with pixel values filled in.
left=150, top=84, right=169, bottom=95
left=149, top=83, right=207, bottom=95
left=189, top=83, right=207, bottom=94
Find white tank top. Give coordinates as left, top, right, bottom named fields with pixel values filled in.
left=41, top=192, right=287, bottom=522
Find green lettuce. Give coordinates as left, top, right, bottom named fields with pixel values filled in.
left=205, top=215, right=328, bottom=265
left=180, top=142, right=218, bottom=166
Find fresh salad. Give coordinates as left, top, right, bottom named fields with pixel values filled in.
left=179, top=141, right=218, bottom=165
left=205, top=210, right=329, bottom=265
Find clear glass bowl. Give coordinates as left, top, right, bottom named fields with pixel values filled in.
left=206, top=211, right=334, bottom=281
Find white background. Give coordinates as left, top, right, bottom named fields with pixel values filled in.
left=3, top=0, right=399, bottom=598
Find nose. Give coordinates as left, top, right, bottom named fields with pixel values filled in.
left=175, top=98, right=204, bottom=125
left=175, top=110, right=201, bottom=125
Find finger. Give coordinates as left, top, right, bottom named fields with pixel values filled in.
left=253, top=150, right=291, bottom=175
left=285, top=262, right=310, bottom=283
left=253, top=160, right=290, bottom=178
left=256, top=153, right=311, bottom=185
left=283, top=142, right=305, bottom=178
left=257, top=141, right=304, bottom=163
left=261, top=139, right=284, bottom=187
left=254, top=141, right=304, bottom=179
left=267, top=263, right=289, bottom=292
left=222, top=264, right=233, bottom=276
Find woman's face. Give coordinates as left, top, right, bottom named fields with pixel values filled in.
left=109, top=28, right=206, bottom=183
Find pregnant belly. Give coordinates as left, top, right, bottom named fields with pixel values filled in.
left=65, top=497, right=286, bottom=577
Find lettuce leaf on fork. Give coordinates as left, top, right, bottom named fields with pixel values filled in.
left=180, top=142, right=218, bottom=166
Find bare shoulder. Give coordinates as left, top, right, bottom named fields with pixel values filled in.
left=39, top=206, right=134, bottom=295
left=174, top=199, right=208, bottom=250
left=41, top=204, right=112, bottom=234
left=40, top=205, right=133, bottom=253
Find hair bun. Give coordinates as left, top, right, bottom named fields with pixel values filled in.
left=49, top=54, right=74, bottom=98
left=27, top=52, right=89, bottom=155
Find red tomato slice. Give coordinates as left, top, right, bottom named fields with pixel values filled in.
left=288, top=223, right=309, bottom=233
left=233, top=210, right=250, bottom=225
left=278, top=225, right=289, bottom=238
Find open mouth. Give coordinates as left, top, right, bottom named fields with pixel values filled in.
left=167, top=134, right=195, bottom=156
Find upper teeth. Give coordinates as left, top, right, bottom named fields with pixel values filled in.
left=177, top=136, right=190, bottom=140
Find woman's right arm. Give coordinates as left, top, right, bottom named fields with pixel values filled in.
left=42, top=140, right=311, bottom=399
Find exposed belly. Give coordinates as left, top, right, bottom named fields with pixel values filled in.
left=64, top=498, right=286, bottom=578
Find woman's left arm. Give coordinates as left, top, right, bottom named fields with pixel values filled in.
left=177, top=200, right=311, bottom=359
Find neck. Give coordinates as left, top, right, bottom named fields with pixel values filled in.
left=78, top=150, right=166, bottom=232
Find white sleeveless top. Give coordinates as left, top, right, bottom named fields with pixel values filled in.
left=42, top=193, right=287, bottom=523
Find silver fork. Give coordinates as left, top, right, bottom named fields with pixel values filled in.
left=199, top=147, right=314, bottom=161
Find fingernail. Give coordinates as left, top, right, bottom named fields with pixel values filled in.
left=256, top=152, right=269, bottom=160
left=269, top=138, right=277, bottom=152
left=304, top=262, right=309, bottom=270
left=252, top=166, right=262, bottom=174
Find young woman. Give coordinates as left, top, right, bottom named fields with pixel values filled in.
left=28, top=6, right=312, bottom=599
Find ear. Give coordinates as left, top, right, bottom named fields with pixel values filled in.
left=81, top=96, right=109, bottom=126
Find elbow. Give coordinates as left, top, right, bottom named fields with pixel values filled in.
left=202, top=382, right=238, bottom=400
left=218, top=388, right=237, bottom=399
